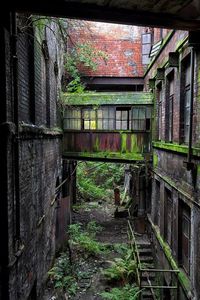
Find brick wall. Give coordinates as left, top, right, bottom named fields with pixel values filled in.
left=1, top=15, right=71, bottom=300
left=68, top=21, right=144, bottom=77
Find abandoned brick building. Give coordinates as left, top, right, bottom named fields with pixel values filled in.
left=1, top=2, right=200, bottom=300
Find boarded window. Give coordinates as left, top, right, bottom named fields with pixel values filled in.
left=116, top=108, right=130, bottom=130
left=64, top=109, right=81, bottom=130
left=142, top=33, right=152, bottom=65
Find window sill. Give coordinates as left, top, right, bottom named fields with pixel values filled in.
left=152, top=141, right=200, bottom=157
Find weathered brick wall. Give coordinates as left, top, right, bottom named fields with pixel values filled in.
left=145, top=29, right=200, bottom=299
left=3, top=15, right=69, bottom=300
left=68, top=21, right=144, bottom=77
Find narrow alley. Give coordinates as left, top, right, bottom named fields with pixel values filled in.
left=1, top=2, right=200, bottom=300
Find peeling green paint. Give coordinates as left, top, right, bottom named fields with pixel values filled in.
left=150, top=220, right=191, bottom=294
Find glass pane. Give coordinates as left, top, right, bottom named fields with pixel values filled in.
left=138, top=108, right=145, bottom=119
left=132, top=108, right=138, bottom=118
left=83, top=110, right=89, bottom=118
left=90, top=110, right=96, bottom=119
left=122, top=121, right=127, bottom=130
left=116, top=120, right=121, bottom=130
left=90, top=120, right=96, bottom=129
left=98, top=120, right=102, bottom=129
left=146, top=107, right=151, bottom=118
left=185, top=90, right=190, bottom=106
left=97, top=109, right=103, bottom=118
left=142, top=44, right=151, bottom=55
left=109, top=108, right=115, bottom=118
left=132, top=120, right=138, bottom=130
left=142, top=33, right=151, bottom=44
left=84, top=120, right=90, bottom=129
left=122, top=110, right=128, bottom=120
left=103, top=119, right=108, bottom=129
left=109, top=119, right=115, bottom=130
left=116, top=110, right=121, bottom=120
left=142, top=54, right=150, bottom=65
left=103, top=108, right=109, bottom=118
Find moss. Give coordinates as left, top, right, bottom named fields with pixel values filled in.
left=63, top=151, right=144, bottom=161
left=197, top=164, right=200, bottom=175
left=94, top=137, right=100, bottom=152
left=150, top=221, right=191, bottom=293
left=131, top=134, right=139, bottom=153
left=121, top=133, right=127, bottom=153
left=63, top=92, right=153, bottom=106
left=153, top=141, right=200, bottom=157
left=153, top=152, right=158, bottom=167
left=175, top=37, right=188, bottom=52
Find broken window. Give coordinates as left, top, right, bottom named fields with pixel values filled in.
left=83, top=109, right=96, bottom=130
left=97, top=107, right=115, bottom=130
left=64, top=109, right=81, bottom=130
left=116, top=108, right=130, bottom=130
left=132, top=107, right=151, bottom=131
left=142, top=32, right=152, bottom=65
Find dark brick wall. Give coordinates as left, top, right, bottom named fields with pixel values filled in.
left=145, top=29, right=200, bottom=298
left=0, top=14, right=71, bottom=300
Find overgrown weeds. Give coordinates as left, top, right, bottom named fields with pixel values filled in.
left=68, top=222, right=107, bottom=257
left=100, top=284, right=141, bottom=300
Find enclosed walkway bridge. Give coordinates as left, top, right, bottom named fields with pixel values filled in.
left=62, top=92, right=153, bottom=163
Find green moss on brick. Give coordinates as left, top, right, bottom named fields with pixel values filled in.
left=131, top=134, right=139, bottom=153
left=150, top=221, right=191, bottom=293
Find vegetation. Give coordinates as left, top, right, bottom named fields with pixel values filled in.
left=102, top=248, right=137, bottom=284
left=77, top=162, right=125, bottom=202
left=100, top=284, right=141, bottom=300
left=48, top=253, right=78, bottom=296
left=68, top=222, right=107, bottom=257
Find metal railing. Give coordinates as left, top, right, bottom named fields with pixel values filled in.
left=128, top=220, right=180, bottom=299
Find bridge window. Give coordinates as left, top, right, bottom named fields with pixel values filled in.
left=116, top=108, right=130, bottom=130
left=132, top=107, right=151, bottom=131
left=97, top=107, right=115, bottom=130
left=83, top=109, right=96, bottom=130
left=64, top=109, right=81, bottom=130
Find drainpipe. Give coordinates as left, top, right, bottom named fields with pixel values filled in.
left=12, top=11, right=21, bottom=250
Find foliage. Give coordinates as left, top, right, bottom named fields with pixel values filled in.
left=48, top=253, right=78, bottom=296
left=68, top=222, right=106, bottom=257
left=77, top=162, right=125, bottom=202
left=102, top=248, right=137, bottom=284
left=100, top=284, right=141, bottom=300
left=65, top=41, right=108, bottom=93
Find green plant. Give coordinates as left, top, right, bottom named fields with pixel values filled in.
left=68, top=222, right=107, bottom=257
left=102, top=249, right=137, bottom=284
left=48, top=253, right=78, bottom=295
left=100, top=284, right=141, bottom=300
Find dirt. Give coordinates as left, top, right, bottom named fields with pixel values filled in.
left=43, top=199, right=130, bottom=300
left=71, top=200, right=129, bottom=300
